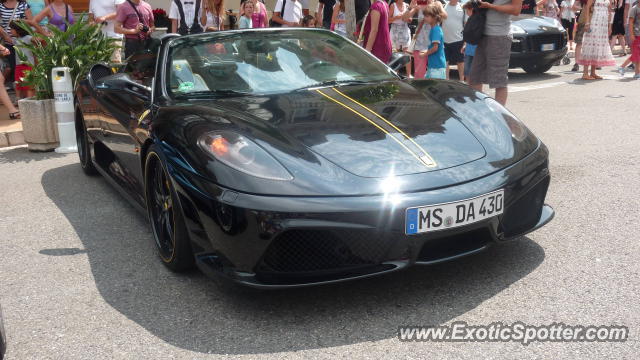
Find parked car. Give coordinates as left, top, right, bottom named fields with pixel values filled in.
left=75, top=28, right=554, bottom=288
left=406, top=14, right=568, bottom=75
left=510, top=15, right=568, bottom=74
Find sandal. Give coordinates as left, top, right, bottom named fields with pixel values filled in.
left=592, top=75, right=603, bottom=79
left=9, top=112, right=20, bottom=119
left=581, top=75, right=596, bottom=80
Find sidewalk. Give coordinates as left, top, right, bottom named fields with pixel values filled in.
left=0, top=104, right=25, bottom=148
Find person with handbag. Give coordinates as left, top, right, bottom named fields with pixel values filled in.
left=31, top=0, right=74, bottom=32
left=115, top=0, right=154, bottom=59
left=271, top=0, right=303, bottom=27
left=0, top=0, right=38, bottom=92
left=169, top=0, right=203, bottom=35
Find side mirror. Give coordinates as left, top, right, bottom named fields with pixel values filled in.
left=388, top=52, right=411, bottom=73
left=95, top=73, right=151, bottom=102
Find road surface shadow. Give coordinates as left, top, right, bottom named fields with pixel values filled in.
left=41, top=164, right=546, bottom=355
left=0, top=146, right=66, bottom=164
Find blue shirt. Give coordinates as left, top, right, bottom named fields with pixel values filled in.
left=27, top=0, right=48, bottom=25
left=464, top=43, right=477, bottom=56
left=428, top=25, right=445, bottom=69
left=239, top=16, right=252, bottom=29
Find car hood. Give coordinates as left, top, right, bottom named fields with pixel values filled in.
left=209, top=81, right=486, bottom=178
left=160, top=80, right=540, bottom=196
left=512, top=15, right=563, bottom=33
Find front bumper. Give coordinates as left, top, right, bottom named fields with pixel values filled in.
left=170, top=144, right=553, bottom=288
left=509, top=49, right=568, bottom=69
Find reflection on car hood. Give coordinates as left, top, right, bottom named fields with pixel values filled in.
left=213, top=81, right=487, bottom=178
left=512, top=15, right=563, bottom=33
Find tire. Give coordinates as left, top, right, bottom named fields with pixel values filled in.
left=522, top=62, right=554, bottom=74
left=144, top=145, right=195, bottom=271
left=75, top=108, right=98, bottom=175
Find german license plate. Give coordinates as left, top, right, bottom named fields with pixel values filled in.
left=541, top=43, right=555, bottom=51
left=405, top=190, right=504, bottom=235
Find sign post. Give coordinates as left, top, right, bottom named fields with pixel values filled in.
left=52, top=67, right=77, bottom=153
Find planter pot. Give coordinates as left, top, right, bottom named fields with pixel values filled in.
left=18, top=98, right=59, bottom=152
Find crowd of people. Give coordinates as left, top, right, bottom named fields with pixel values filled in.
left=0, top=0, right=638, bottom=118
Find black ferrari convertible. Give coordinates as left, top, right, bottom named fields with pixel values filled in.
left=75, top=29, right=554, bottom=288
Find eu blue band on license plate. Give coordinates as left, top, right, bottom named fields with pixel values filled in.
left=406, top=208, right=419, bottom=235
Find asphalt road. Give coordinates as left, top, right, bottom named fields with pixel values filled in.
left=1, top=62, right=639, bottom=359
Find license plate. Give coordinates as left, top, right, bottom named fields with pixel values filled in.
left=405, top=190, right=504, bottom=235
left=541, top=43, right=555, bottom=51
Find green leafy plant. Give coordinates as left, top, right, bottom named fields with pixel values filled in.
left=17, top=16, right=118, bottom=100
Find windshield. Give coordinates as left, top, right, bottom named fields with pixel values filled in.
left=166, top=29, right=397, bottom=98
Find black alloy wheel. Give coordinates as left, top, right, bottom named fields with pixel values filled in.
left=75, top=108, right=97, bottom=175
left=144, top=145, right=194, bottom=271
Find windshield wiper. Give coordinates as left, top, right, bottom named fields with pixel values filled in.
left=293, top=79, right=374, bottom=92
left=173, top=89, right=251, bottom=99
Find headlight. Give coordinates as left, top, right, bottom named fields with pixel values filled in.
left=510, top=24, right=526, bottom=35
left=550, top=18, right=564, bottom=31
left=484, top=98, right=528, bottom=141
left=199, top=131, right=293, bottom=181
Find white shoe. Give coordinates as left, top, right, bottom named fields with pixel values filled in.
left=618, top=67, right=625, bottom=76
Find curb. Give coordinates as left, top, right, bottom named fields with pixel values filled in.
left=0, top=130, right=25, bottom=148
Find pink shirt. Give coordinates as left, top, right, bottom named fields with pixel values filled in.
left=116, top=0, right=154, bottom=40
left=251, top=1, right=267, bottom=28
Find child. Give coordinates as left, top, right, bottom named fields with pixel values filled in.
left=629, top=2, right=640, bottom=79
left=412, top=14, right=431, bottom=79
left=423, top=3, right=447, bottom=79
left=9, top=21, right=35, bottom=100
left=301, top=14, right=316, bottom=27
left=332, top=0, right=347, bottom=36
left=461, top=2, right=476, bottom=83
left=389, top=0, right=412, bottom=77
left=239, top=1, right=254, bottom=29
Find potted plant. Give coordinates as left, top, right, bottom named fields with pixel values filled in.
left=16, top=17, right=118, bottom=151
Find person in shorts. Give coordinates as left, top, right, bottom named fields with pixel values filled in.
left=471, top=0, right=523, bottom=106
left=442, top=0, right=466, bottom=80
left=462, top=1, right=476, bottom=83
left=424, top=2, right=447, bottom=79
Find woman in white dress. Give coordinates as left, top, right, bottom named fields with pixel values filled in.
left=576, top=0, right=616, bottom=80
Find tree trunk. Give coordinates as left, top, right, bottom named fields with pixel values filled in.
left=345, top=0, right=357, bottom=41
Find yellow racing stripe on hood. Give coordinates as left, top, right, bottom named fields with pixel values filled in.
left=333, top=88, right=436, bottom=167
left=316, top=89, right=433, bottom=169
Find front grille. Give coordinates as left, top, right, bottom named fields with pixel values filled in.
left=511, top=37, right=525, bottom=53
left=417, top=228, right=491, bottom=263
left=501, top=176, right=550, bottom=237
left=258, top=229, right=397, bottom=273
left=529, top=34, right=564, bottom=52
